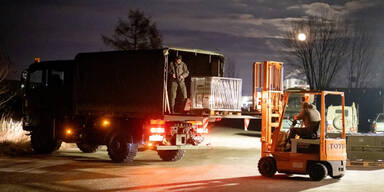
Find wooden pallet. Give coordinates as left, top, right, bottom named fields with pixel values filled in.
left=347, top=160, right=384, bottom=167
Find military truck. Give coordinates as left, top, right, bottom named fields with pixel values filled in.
left=326, top=102, right=358, bottom=133
left=20, top=48, right=225, bottom=162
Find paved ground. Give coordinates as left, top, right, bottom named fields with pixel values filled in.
left=0, top=127, right=383, bottom=192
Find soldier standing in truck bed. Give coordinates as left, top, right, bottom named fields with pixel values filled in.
left=169, top=55, right=189, bottom=113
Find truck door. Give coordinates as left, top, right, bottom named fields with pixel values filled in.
left=24, top=68, right=68, bottom=125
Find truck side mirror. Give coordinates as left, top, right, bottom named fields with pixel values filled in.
left=20, top=70, right=28, bottom=89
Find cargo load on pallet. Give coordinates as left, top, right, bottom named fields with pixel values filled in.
left=347, top=133, right=384, bottom=161
left=190, top=77, right=242, bottom=112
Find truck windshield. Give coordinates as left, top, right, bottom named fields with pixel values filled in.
left=28, top=70, right=46, bottom=89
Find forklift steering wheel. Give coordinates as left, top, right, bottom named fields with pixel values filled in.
left=290, top=118, right=298, bottom=128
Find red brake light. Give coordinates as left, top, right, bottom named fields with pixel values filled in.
left=150, top=127, right=165, bottom=133
left=149, top=135, right=164, bottom=141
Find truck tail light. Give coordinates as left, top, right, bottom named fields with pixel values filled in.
left=150, top=127, right=165, bottom=133
left=149, top=135, right=164, bottom=141
left=151, top=119, right=165, bottom=125
left=148, top=119, right=166, bottom=142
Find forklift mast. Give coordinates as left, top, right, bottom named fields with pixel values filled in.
left=252, top=61, right=284, bottom=157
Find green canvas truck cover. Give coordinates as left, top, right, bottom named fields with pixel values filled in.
left=73, top=48, right=224, bottom=117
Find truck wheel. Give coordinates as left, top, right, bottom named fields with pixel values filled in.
left=258, top=156, right=277, bottom=177
left=76, top=142, right=99, bottom=153
left=31, top=130, right=62, bottom=154
left=107, top=135, right=137, bottom=163
left=157, top=150, right=185, bottom=161
left=309, top=163, right=328, bottom=181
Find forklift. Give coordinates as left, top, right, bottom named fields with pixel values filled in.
left=253, top=61, right=346, bottom=181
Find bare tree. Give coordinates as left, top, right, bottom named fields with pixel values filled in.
left=347, top=21, right=375, bottom=88
left=0, top=49, right=10, bottom=97
left=224, top=57, right=238, bottom=78
left=102, top=9, right=162, bottom=50
left=0, top=49, right=16, bottom=118
left=282, top=14, right=349, bottom=90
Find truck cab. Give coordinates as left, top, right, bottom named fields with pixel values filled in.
left=21, top=60, right=74, bottom=153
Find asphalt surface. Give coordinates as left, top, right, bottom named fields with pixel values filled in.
left=0, top=126, right=383, bottom=192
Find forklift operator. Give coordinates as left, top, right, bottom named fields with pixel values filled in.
left=289, top=102, right=321, bottom=140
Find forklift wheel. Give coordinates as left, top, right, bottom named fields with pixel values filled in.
left=258, top=156, right=277, bottom=177
left=331, top=174, right=344, bottom=179
left=309, top=163, right=328, bottom=181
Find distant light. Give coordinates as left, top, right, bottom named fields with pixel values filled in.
left=34, top=57, right=40, bottom=63
left=297, top=33, right=307, bottom=41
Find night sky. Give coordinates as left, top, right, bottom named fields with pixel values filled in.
left=1, top=0, right=383, bottom=95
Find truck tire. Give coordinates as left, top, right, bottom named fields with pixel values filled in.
left=258, top=156, right=276, bottom=177
left=107, top=135, right=137, bottom=163
left=309, top=163, right=328, bottom=181
left=157, top=150, right=185, bottom=161
left=76, top=142, right=99, bottom=153
left=31, top=129, right=62, bottom=154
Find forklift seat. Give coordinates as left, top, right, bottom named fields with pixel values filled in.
left=290, top=138, right=320, bottom=153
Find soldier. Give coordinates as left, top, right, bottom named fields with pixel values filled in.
left=169, top=55, right=189, bottom=113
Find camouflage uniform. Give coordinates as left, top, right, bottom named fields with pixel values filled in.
left=169, top=60, right=189, bottom=112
